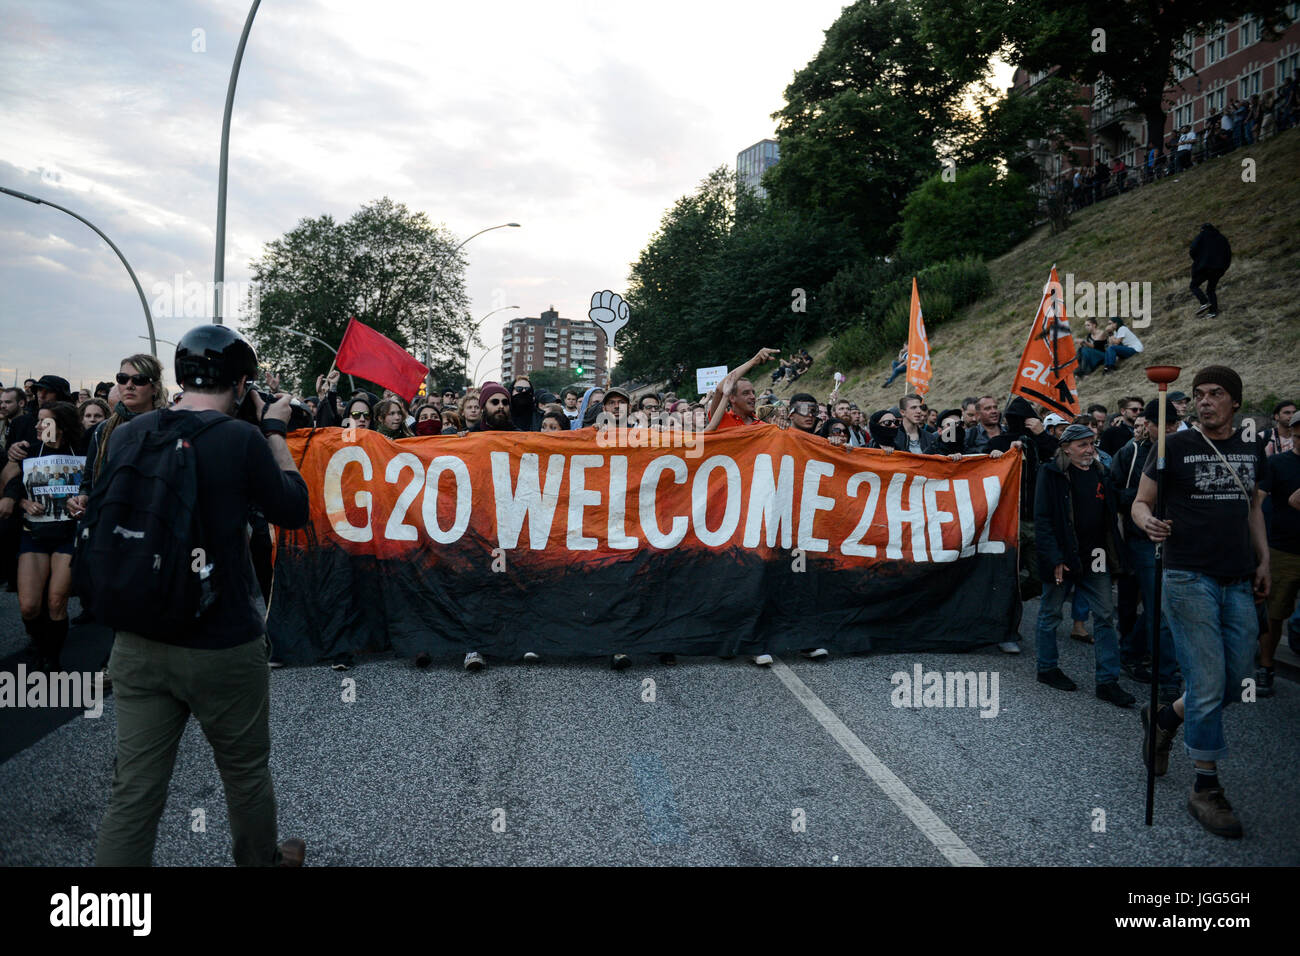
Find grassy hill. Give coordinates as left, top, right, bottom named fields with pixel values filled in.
left=778, top=127, right=1300, bottom=418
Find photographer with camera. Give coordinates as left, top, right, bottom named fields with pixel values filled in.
left=90, top=325, right=311, bottom=867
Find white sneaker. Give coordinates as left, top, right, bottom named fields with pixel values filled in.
left=998, top=641, right=1021, bottom=654
left=522, top=652, right=541, bottom=663
left=801, top=648, right=829, bottom=660
left=752, top=654, right=774, bottom=667
left=464, top=651, right=486, bottom=671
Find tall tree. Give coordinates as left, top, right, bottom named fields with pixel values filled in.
left=245, top=197, right=471, bottom=395
left=917, top=0, right=1295, bottom=148
left=622, top=169, right=855, bottom=383
left=765, top=0, right=984, bottom=255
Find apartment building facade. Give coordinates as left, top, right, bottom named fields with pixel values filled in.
left=500, top=307, right=609, bottom=388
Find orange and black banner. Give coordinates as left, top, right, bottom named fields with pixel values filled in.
left=267, top=426, right=1022, bottom=661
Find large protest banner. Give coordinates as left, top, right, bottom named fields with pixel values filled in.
left=267, top=426, right=1022, bottom=662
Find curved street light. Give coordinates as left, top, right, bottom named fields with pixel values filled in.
left=464, top=305, right=519, bottom=383
left=471, top=343, right=502, bottom=385
left=273, top=324, right=355, bottom=392
left=213, top=0, right=262, bottom=324
left=426, top=222, right=520, bottom=366
left=3, top=185, right=157, bottom=356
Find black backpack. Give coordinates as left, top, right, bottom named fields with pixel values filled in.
left=74, top=411, right=226, bottom=640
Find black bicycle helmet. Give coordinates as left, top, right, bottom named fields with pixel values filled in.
left=174, top=325, right=259, bottom=389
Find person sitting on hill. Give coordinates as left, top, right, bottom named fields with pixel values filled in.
left=882, top=345, right=908, bottom=388
left=1102, top=318, right=1144, bottom=374
left=1076, top=318, right=1110, bottom=376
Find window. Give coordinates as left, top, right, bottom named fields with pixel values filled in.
left=1239, top=16, right=1261, bottom=47
left=1240, top=70, right=1262, bottom=98
left=527, top=345, right=534, bottom=353
left=1174, top=103, right=1194, bottom=128
left=1279, top=53, right=1300, bottom=88
left=1206, top=22, right=1227, bottom=64
left=1205, top=87, right=1226, bottom=114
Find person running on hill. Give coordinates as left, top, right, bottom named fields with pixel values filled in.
left=1189, top=223, right=1231, bottom=319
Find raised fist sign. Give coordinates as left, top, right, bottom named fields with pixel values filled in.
left=588, top=289, right=630, bottom=345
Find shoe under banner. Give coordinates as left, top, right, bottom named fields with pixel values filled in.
left=266, top=427, right=1023, bottom=661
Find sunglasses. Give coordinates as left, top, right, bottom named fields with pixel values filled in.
left=513, top=386, right=530, bottom=393
left=351, top=411, right=371, bottom=420
left=116, top=372, right=153, bottom=387
left=791, top=403, right=816, bottom=416
left=878, top=418, right=899, bottom=426
left=829, top=427, right=847, bottom=435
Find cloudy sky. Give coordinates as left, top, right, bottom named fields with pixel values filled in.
left=1, top=0, right=1002, bottom=392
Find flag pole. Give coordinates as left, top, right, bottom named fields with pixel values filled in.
left=1143, top=363, right=1180, bottom=826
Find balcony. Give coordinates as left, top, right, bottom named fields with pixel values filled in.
left=1091, top=96, right=1140, bottom=132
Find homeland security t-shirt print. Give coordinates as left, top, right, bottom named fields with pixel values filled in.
left=1143, top=428, right=1265, bottom=578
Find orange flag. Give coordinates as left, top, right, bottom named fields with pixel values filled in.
left=1010, top=265, right=1079, bottom=418
left=905, top=277, right=931, bottom=398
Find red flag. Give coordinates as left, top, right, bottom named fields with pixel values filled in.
left=905, top=277, right=931, bottom=398
left=1010, top=265, right=1080, bottom=418
left=335, top=317, right=429, bottom=403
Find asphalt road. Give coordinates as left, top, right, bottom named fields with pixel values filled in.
left=1, top=589, right=1297, bottom=866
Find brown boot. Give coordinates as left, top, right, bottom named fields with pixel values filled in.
left=1187, top=787, right=1243, bottom=839
left=278, top=838, right=307, bottom=866
left=1140, top=704, right=1177, bottom=776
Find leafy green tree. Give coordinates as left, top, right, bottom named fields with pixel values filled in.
left=917, top=0, right=1294, bottom=150
left=621, top=170, right=855, bottom=381
left=899, top=165, right=1036, bottom=262
left=245, top=197, right=471, bottom=396
left=765, top=0, right=983, bottom=255
left=519, top=367, right=577, bottom=394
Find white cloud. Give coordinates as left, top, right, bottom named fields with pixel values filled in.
left=2, top=0, right=1002, bottom=390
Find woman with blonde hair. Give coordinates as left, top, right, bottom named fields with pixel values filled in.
left=66, top=353, right=167, bottom=639
left=374, top=397, right=413, bottom=438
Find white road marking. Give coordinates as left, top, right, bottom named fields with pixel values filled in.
left=770, top=659, right=985, bottom=867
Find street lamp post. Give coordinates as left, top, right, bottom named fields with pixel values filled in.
left=213, top=0, right=262, bottom=324
left=273, top=324, right=356, bottom=392
left=425, top=222, right=520, bottom=370
left=471, top=344, right=502, bottom=385
left=3, top=185, right=158, bottom=356
left=463, top=305, right=519, bottom=385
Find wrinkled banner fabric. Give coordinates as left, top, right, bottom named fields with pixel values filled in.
left=267, top=425, right=1022, bottom=662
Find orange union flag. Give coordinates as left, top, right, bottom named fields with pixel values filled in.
left=1010, top=265, right=1079, bottom=417
left=905, top=277, right=931, bottom=397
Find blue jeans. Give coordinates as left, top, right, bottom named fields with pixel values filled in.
left=1036, top=571, right=1121, bottom=683
left=1078, top=348, right=1105, bottom=374
left=1104, top=344, right=1137, bottom=368
left=1064, top=582, right=1089, bottom=622
left=884, top=360, right=906, bottom=386
left=1161, top=570, right=1257, bottom=763
left=1124, top=537, right=1180, bottom=688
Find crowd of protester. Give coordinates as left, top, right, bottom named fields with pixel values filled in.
left=1, top=327, right=1296, bottom=844
left=1061, top=77, right=1297, bottom=211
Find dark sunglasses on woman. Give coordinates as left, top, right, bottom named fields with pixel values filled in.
left=116, top=372, right=154, bottom=386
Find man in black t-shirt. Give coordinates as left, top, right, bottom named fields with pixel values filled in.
left=1131, top=366, right=1269, bottom=839
left=94, top=327, right=310, bottom=867
left=1259, top=431, right=1300, bottom=696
